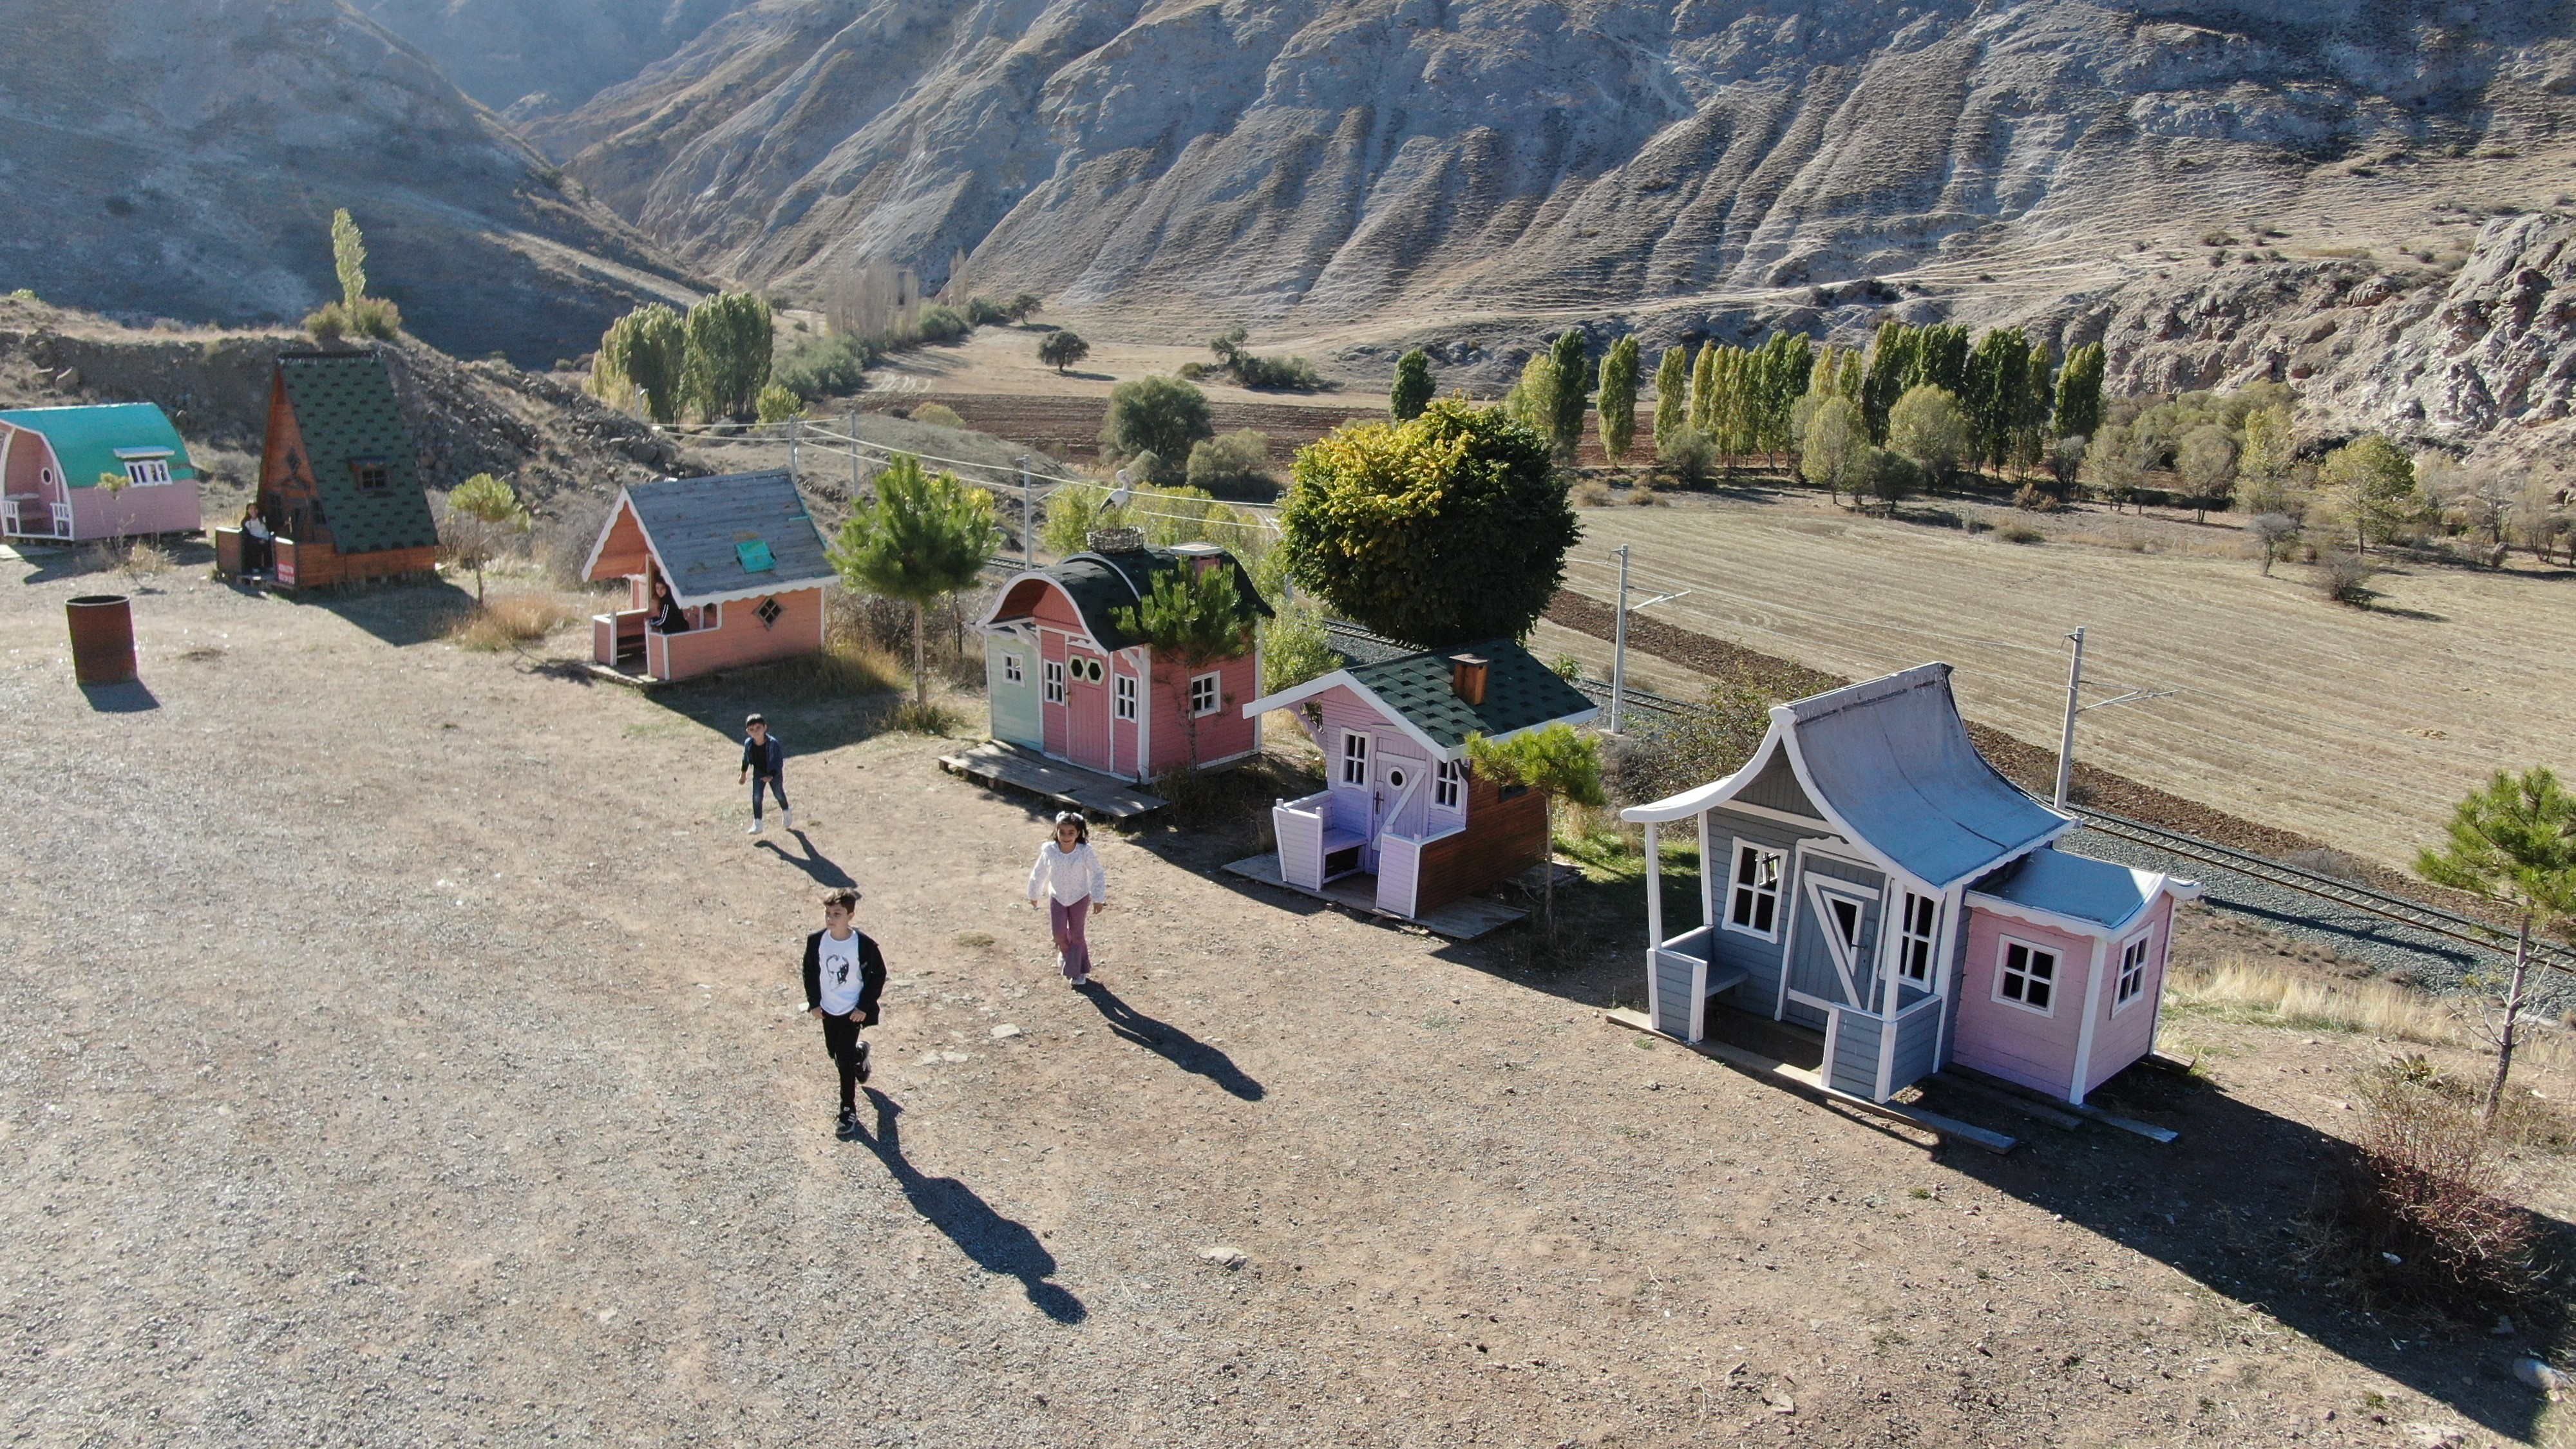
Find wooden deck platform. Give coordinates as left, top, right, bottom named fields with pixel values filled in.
left=938, top=742, right=1166, bottom=819
left=1602, top=1007, right=2019, bottom=1154
left=1219, top=854, right=1560, bottom=940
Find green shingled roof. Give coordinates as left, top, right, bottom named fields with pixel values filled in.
left=274, top=352, right=438, bottom=555
left=1345, top=639, right=1596, bottom=750
left=0, top=403, right=195, bottom=488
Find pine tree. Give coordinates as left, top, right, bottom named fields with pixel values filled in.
left=1653, top=346, right=1689, bottom=447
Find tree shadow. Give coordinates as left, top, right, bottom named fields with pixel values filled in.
left=759, top=829, right=856, bottom=887
left=1922, top=1063, right=2572, bottom=1444
left=300, top=575, right=477, bottom=648
left=1076, top=982, right=1265, bottom=1101
left=80, top=679, right=160, bottom=712
left=849, top=1091, right=1086, bottom=1323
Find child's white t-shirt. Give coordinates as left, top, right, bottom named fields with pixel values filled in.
left=817, top=931, right=865, bottom=1014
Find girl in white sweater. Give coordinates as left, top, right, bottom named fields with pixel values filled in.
left=1027, top=811, right=1108, bottom=986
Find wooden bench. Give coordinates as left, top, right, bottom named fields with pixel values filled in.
left=1704, top=963, right=1752, bottom=1000
left=1321, top=828, right=1366, bottom=882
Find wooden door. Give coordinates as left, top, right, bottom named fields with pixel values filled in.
left=1065, top=649, right=1111, bottom=772
left=1783, top=854, right=1883, bottom=1016
left=1367, top=745, right=1428, bottom=871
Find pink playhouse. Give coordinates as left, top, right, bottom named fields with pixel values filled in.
left=1620, top=663, right=2200, bottom=1106
left=978, top=540, right=1271, bottom=781
left=0, top=403, right=203, bottom=543
left=582, top=471, right=835, bottom=683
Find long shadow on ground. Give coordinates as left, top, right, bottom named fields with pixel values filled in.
left=759, top=829, right=855, bottom=887
left=294, top=575, right=477, bottom=647
left=849, top=1091, right=1084, bottom=1323
left=1077, top=981, right=1264, bottom=1102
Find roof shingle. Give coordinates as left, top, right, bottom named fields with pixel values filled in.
left=274, top=352, right=438, bottom=556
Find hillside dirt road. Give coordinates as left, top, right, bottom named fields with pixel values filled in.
left=2, top=553, right=2567, bottom=1448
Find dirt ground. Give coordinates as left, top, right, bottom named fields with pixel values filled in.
left=5, top=551, right=2571, bottom=1448
left=1563, top=489, right=2576, bottom=873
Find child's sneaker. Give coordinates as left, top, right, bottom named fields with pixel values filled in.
left=835, top=1108, right=859, bottom=1139
left=854, top=1040, right=871, bottom=1084
left=748, top=817, right=764, bottom=835
left=782, top=808, right=795, bottom=831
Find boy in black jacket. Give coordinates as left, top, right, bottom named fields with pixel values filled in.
left=803, top=887, right=886, bottom=1138
left=741, top=713, right=790, bottom=835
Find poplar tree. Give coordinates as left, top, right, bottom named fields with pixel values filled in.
left=683, top=292, right=775, bottom=421
left=2053, top=342, right=2107, bottom=439
left=1689, top=342, right=1719, bottom=435
left=331, top=209, right=367, bottom=311
left=1964, top=328, right=2031, bottom=472
left=1546, top=329, right=1591, bottom=461
left=1653, top=346, right=1690, bottom=446
left=1597, top=336, right=1641, bottom=464
left=597, top=303, right=690, bottom=424
left=1916, top=323, right=1972, bottom=397
left=1862, top=319, right=1917, bottom=442
left=1389, top=348, right=1434, bottom=421
left=2014, top=344, right=2056, bottom=474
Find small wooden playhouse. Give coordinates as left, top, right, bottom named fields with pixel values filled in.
left=232, top=352, right=440, bottom=587
left=583, top=471, right=834, bottom=683
left=1238, top=640, right=1598, bottom=922
left=978, top=539, right=1271, bottom=781
left=1620, top=663, right=2199, bottom=1106
left=0, top=402, right=203, bottom=543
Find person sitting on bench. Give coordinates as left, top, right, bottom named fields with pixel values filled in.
left=649, top=576, right=689, bottom=634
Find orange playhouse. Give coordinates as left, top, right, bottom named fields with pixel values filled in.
left=582, top=470, right=835, bottom=683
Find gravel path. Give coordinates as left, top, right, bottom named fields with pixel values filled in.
left=2, top=562, right=2564, bottom=1448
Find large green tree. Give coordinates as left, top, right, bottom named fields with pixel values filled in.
left=1282, top=399, right=1575, bottom=649
left=2417, top=768, right=2576, bottom=1121
left=1113, top=562, right=1258, bottom=768
left=1888, top=384, right=1971, bottom=491
left=2052, top=342, right=2106, bottom=440
left=1799, top=396, right=1868, bottom=506
left=2319, top=434, right=2422, bottom=553
left=1390, top=348, right=1435, bottom=421
left=683, top=292, right=774, bottom=421
left=1963, top=327, right=2031, bottom=471
left=1597, top=336, right=1641, bottom=464
left=830, top=454, right=1003, bottom=705
left=1653, top=346, right=1690, bottom=446
left=1101, top=375, right=1213, bottom=478
left=598, top=303, right=689, bottom=423
left=1861, top=319, right=1918, bottom=442
left=1546, top=329, right=1591, bottom=460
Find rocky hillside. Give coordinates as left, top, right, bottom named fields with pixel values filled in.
left=355, top=0, right=753, bottom=118
left=0, top=0, right=704, bottom=366
left=543, top=0, right=2575, bottom=337
left=0, top=296, right=694, bottom=520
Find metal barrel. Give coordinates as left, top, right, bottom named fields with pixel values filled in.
left=65, top=594, right=136, bottom=685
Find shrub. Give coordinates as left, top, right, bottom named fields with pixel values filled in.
left=1601, top=671, right=1772, bottom=807
left=1656, top=426, right=1717, bottom=488
left=302, top=297, right=401, bottom=341
left=447, top=592, right=579, bottom=650
left=1995, top=520, right=2045, bottom=544
left=913, top=304, right=971, bottom=345
left=756, top=383, right=804, bottom=424
left=772, top=332, right=872, bottom=401
left=1101, top=375, right=1213, bottom=467
left=910, top=402, right=965, bottom=429
left=1859, top=446, right=1918, bottom=514
left=1258, top=601, right=1340, bottom=695
left=2315, top=1056, right=2548, bottom=1313
left=2318, top=548, right=2377, bottom=606
left=1571, top=480, right=1611, bottom=507
left=1549, top=652, right=1584, bottom=682
left=2012, top=482, right=2064, bottom=513
left=1184, top=429, right=1274, bottom=496
left=1627, top=481, right=1662, bottom=506
left=887, top=698, right=965, bottom=735
left=1390, top=347, right=1434, bottom=421
left=1209, top=328, right=1323, bottom=390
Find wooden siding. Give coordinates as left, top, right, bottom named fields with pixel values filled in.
left=588, top=500, right=652, bottom=580
left=648, top=586, right=826, bottom=681
left=987, top=634, right=1043, bottom=748
left=2084, top=895, right=2174, bottom=1096
left=1828, top=1011, right=1884, bottom=1097
left=1785, top=851, right=1886, bottom=1012
left=66, top=477, right=200, bottom=539
left=1111, top=650, right=1144, bottom=777
left=1414, top=772, right=1544, bottom=914
left=254, top=386, right=433, bottom=586
left=1148, top=652, right=1258, bottom=775
left=1700, top=806, right=1835, bottom=1020
left=1272, top=791, right=1332, bottom=891
left=1653, top=945, right=1699, bottom=1038
left=1951, top=909, right=2093, bottom=1099
left=1888, top=1001, right=1944, bottom=1095
left=1738, top=744, right=1824, bottom=818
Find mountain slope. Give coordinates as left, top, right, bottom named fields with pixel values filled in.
left=548, top=0, right=2575, bottom=337
left=354, top=0, right=755, bottom=116
left=0, top=0, right=704, bottom=365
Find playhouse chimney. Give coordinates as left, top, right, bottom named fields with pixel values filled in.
left=1449, top=654, right=1489, bottom=705
left=1171, top=540, right=1223, bottom=578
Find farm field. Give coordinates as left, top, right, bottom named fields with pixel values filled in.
left=5, top=553, right=2570, bottom=1447
left=1565, top=492, right=2576, bottom=871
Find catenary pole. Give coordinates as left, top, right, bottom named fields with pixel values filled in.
left=2053, top=626, right=2086, bottom=810
left=1610, top=544, right=1632, bottom=734
left=1021, top=456, right=1034, bottom=569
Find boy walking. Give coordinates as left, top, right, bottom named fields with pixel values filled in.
left=741, top=713, right=791, bottom=834
left=802, top=887, right=886, bottom=1138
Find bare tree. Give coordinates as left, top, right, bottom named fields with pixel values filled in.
left=2251, top=513, right=2298, bottom=575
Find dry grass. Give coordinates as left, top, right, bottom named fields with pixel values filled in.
left=887, top=698, right=966, bottom=735
left=761, top=636, right=910, bottom=703
left=446, top=593, right=582, bottom=650
left=1571, top=480, right=1611, bottom=507
left=2166, top=956, right=2465, bottom=1045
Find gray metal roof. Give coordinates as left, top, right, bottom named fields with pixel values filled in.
left=1786, top=663, right=2070, bottom=889
left=625, top=471, right=833, bottom=606
left=1969, top=848, right=2162, bottom=932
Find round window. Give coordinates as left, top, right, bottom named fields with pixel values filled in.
left=1387, top=768, right=1407, bottom=788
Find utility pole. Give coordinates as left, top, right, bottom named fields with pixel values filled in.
left=1611, top=544, right=1631, bottom=734
left=2053, top=627, right=2085, bottom=810
left=1020, top=456, right=1034, bottom=569
left=849, top=412, right=860, bottom=494
left=788, top=415, right=800, bottom=479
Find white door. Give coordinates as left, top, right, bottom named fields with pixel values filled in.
left=1366, top=746, right=1428, bottom=871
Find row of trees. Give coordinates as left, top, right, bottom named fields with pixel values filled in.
left=592, top=293, right=775, bottom=424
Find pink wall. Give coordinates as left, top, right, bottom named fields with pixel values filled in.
left=68, top=480, right=202, bottom=538
left=1952, top=910, right=2094, bottom=1099
left=2, top=426, right=52, bottom=497
left=652, top=587, right=826, bottom=681
left=1148, top=651, right=1256, bottom=772
left=2084, top=895, right=2174, bottom=1095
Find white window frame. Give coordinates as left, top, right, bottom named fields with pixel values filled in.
left=122, top=459, right=173, bottom=488
left=2112, top=927, right=2154, bottom=1013
left=1113, top=672, right=1139, bottom=721
left=697, top=601, right=721, bottom=630
left=1189, top=670, right=1221, bottom=718
left=1897, top=891, right=1938, bottom=985
left=1002, top=653, right=1023, bottom=686
left=1992, top=936, right=2060, bottom=1017
left=1339, top=730, right=1370, bottom=786
left=1043, top=659, right=1066, bottom=704
left=1433, top=757, right=1463, bottom=811
left=1723, top=840, right=1785, bottom=942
